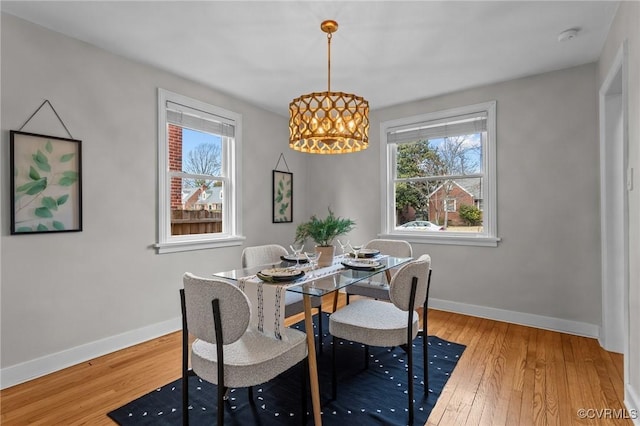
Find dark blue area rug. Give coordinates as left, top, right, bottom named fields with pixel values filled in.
left=108, top=313, right=465, bottom=425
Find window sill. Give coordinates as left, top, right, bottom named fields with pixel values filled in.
left=379, top=232, right=500, bottom=247
left=155, top=235, right=245, bottom=254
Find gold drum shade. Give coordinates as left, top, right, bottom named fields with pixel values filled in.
left=289, top=20, right=370, bottom=154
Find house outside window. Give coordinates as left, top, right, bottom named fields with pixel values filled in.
left=156, top=89, right=243, bottom=253
left=381, top=101, right=499, bottom=246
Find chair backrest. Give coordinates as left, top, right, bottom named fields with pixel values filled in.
left=241, top=244, right=288, bottom=268
left=388, top=254, right=431, bottom=311
left=365, top=239, right=412, bottom=258
left=182, top=272, right=250, bottom=345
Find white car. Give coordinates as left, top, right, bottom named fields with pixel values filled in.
left=397, top=220, right=444, bottom=231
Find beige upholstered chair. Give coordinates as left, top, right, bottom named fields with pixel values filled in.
left=330, top=254, right=431, bottom=426
left=345, top=239, right=413, bottom=303
left=180, top=273, right=308, bottom=425
left=241, top=244, right=324, bottom=351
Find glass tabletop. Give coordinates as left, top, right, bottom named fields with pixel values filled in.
left=212, top=255, right=413, bottom=297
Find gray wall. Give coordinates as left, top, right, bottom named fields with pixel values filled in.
left=0, top=14, right=307, bottom=383
left=598, top=0, right=640, bottom=415
left=0, top=8, right=624, bottom=394
left=308, top=64, right=602, bottom=331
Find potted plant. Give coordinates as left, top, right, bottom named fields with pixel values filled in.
left=295, top=208, right=355, bottom=266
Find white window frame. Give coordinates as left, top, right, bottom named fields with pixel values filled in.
left=380, top=101, right=500, bottom=247
left=155, top=88, right=244, bottom=254
left=444, top=198, right=457, bottom=212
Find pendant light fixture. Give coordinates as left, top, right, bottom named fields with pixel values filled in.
left=289, top=20, right=370, bottom=154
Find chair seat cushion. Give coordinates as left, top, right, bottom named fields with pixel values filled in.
left=191, top=327, right=307, bottom=388
left=329, top=299, right=419, bottom=347
left=345, top=280, right=390, bottom=301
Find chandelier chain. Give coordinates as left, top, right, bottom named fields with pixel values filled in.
left=327, top=32, right=332, bottom=92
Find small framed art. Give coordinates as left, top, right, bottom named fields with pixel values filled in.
left=272, top=170, right=292, bottom=223
left=10, top=131, right=83, bottom=234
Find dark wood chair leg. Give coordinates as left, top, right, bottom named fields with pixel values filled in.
left=317, top=306, right=323, bottom=355
left=424, top=269, right=431, bottom=394
left=408, top=345, right=414, bottom=426
left=301, top=358, right=308, bottom=425
left=332, top=336, right=338, bottom=400
left=364, top=345, right=369, bottom=370
left=211, top=299, right=225, bottom=426
left=406, top=277, right=418, bottom=426
left=423, top=300, right=428, bottom=394
left=179, top=290, right=190, bottom=426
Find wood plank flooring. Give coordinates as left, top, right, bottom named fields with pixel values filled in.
left=0, top=295, right=630, bottom=425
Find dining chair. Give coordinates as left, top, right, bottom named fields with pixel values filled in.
left=241, top=244, right=325, bottom=352
left=345, top=239, right=412, bottom=304
left=180, top=273, right=308, bottom=426
left=329, top=254, right=431, bottom=426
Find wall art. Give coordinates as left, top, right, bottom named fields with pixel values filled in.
left=10, top=131, right=82, bottom=234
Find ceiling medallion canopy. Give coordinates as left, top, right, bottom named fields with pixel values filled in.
left=289, top=20, right=370, bottom=154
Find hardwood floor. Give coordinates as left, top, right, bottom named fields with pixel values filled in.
left=0, top=295, right=630, bottom=425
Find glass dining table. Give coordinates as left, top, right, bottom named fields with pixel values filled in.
left=212, top=254, right=412, bottom=426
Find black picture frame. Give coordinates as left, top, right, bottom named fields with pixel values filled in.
left=272, top=170, right=292, bottom=223
left=10, top=130, right=83, bottom=234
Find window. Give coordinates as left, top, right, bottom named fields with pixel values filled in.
left=156, top=89, right=243, bottom=253
left=444, top=199, right=456, bottom=212
left=381, top=101, right=499, bottom=246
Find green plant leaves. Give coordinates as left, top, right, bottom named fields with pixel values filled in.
left=29, top=166, right=41, bottom=180
left=16, top=178, right=47, bottom=195
left=60, top=153, right=75, bottom=162
left=59, top=171, right=78, bottom=186
left=14, top=140, right=78, bottom=233
left=35, top=207, right=53, bottom=218
left=57, top=194, right=69, bottom=205
left=295, top=208, right=355, bottom=246
left=42, top=196, right=58, bottom=211
left=32, top=150, right=51, bottom=172
left=274, top=175, right=291, bottom=219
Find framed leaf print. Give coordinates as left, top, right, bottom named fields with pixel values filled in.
left=272, top=170, right=292, bottom=223
left=10, top=131, right=82, bottom=234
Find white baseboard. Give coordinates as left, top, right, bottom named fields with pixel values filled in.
left=0, top=299, right=604, bottom=390
left=429, top=298, right=600, bottom=338
left=0, top=317, right=181, bottom=390
left=626, top=383, right=640, bottom=425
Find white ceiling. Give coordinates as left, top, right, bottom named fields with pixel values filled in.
left=1, top=1, right=619, bottom=117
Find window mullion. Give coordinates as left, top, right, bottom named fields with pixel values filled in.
left=394, top=173, right=484, bottom=184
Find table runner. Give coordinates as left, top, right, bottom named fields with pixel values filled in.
left=238, top=261, right=346, bottom=340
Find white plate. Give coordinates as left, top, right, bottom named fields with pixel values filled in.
left=342, top=259, right=382, bottom=269
left=259, top=268, right=303, bottom=278
left=281, top=254, right=308, bottom=263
